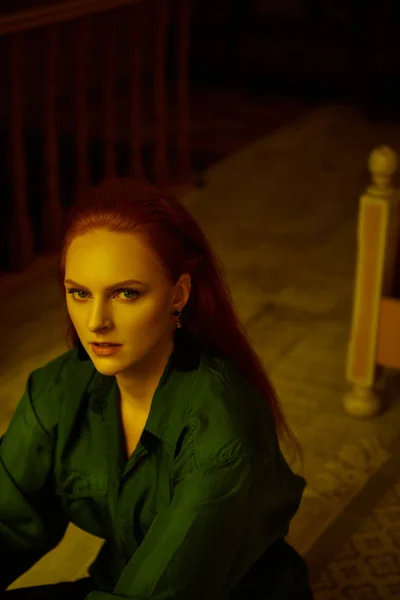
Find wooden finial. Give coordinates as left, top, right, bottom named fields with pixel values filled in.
left=368, top=145, right=398, bottom=194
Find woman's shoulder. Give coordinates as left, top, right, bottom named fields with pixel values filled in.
left=197, top=352, right=270, bottom=419
left=29, top=348, right=97, bottom=434
left=29, top=347, right=94, bottom=397
left=188, top=352, right=276, bottom=460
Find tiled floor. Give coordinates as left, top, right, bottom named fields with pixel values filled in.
left=1, top=91, right=400, bottom=589
left=309, top=436, right=400, bottom=596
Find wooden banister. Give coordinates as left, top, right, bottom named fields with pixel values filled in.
left=1, top=0, right=192, bottom=275
left=176, top=0, right=190, bottom=183
left=129, top=1, right=144, bottom=180
left=42, top=24, right=64, bottom=253
left=8, top=33, right=36, bottom=272
left=74, top=18, right=91, bottom=192
left=0, top=0, right=146, bottom=36
left=103, top=11, right=117, bottom=179
left=153, top=0, right=168, bottom=187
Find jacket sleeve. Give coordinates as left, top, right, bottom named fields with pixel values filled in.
left=0, top=370, right=69, bottom=591
left=85, top=447, right=305, bottom=600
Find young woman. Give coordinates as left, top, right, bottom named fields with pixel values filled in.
left=0, top=179, right=313, bottom=599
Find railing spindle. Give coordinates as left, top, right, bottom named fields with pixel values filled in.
left=103, top=11, right=117, bottom=178
left=129, top=2, right=144, bottom=180
left=42, top=24, right=64, bottom=253
left=153, top=0, right=168, bottom=187
left=74, top=18, right=90, bottom=191
left=9, top=33, right=35, bottom=272
left=175, top=0, right=190, bottom=183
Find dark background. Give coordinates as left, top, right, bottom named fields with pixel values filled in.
left=1, top=0, right=400, bottom=271
left=2, top=0, right=400, bottom=115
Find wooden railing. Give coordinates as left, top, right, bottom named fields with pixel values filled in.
left=344, top=146, right=400, bottom=418
left=0, top=0, right=191, bottom=274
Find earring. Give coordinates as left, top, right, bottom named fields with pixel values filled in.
left=173, top=310, right=182, bottom=329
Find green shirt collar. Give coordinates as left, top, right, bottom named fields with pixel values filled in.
left=81, top=328, right=206, bottom=449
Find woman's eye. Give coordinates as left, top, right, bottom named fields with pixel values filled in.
left=119, top=288, right=140, bottom=300
left=67, top=288, right=140, bottom=301
left=67, top=289, right=88, bottom=300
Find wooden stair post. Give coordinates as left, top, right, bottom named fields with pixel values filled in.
left=344, top=146, right=400, bottom=417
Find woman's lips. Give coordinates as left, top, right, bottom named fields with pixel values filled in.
left=90, top=343, right=122, bottom=356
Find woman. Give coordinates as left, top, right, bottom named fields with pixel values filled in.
left=0, top=179, right=313, bottom=599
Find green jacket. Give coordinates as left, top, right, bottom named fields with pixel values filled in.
left=0, top=333, right=308, bottom=599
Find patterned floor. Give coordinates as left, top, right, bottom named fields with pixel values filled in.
left=313, top=478, right=400, bottom=599
left=309, top=434, right=400, bottom=599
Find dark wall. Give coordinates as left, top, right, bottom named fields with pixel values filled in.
left=1, top=0, right=54, bottom=11
left=2, top=0, right=400, bottom=114
left=189, top=0, right=400, bottom=116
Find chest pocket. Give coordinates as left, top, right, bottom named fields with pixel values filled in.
left=58, top=470, right=108, bottom=497
left=56, top=470, right=110, bottom=538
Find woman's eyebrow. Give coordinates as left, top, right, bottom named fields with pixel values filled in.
left=64, top=278, right=146, bottom=291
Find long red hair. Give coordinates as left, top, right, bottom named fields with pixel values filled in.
left=58, top=179, right=301, bottom=464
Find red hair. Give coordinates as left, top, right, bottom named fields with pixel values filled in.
left=58, top=179, right=301, bottom=464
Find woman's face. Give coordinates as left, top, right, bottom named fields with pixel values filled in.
left=64, top=229, right=190, bottom=378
